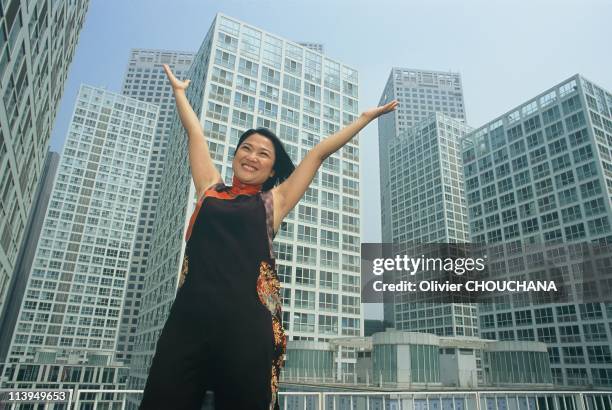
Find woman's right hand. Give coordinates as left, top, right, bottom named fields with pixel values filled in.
left=162, top=63, right=191, bottom=91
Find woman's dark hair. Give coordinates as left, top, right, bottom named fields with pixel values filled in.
left=233, top=127, right=295, bottom=191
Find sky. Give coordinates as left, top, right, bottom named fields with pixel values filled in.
left=48, top=0, right=612, bottom=319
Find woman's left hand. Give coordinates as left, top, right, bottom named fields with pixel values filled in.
left=362, top=100, right=399, bottom=121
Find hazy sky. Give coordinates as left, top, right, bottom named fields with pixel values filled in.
left=48, top=0, right=612, bottom=319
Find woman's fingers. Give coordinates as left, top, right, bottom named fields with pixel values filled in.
left=162, top=64, right=177, bottom=83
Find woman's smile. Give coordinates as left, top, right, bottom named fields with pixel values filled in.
left=242, top=163, right=258, bottom=172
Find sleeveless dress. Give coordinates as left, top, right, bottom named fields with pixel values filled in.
left=139, top=176, right=287, bottom=410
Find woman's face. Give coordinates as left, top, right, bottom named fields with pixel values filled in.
left=232, top=133, right=276, bottom=185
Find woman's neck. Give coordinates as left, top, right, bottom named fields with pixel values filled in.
left=229, top=175, right=262, bottom=195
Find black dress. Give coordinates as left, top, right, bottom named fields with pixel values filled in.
left=139, top=178, right=286, bottom=410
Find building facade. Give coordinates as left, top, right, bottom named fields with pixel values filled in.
left=387, top=113, right=476, bottom=338
left=461, top=74, right=612, bottom=386
left=0, top=0, right=90, bottom=321
left=378, top=68, right=467, bottom=326
left=118, top=48, right=194, bottom=365
left=0, top=151, right=60, bottom=363
left=5, top=85, right=158, bottom=366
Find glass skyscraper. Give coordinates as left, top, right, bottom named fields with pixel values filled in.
left=0, top=0, right=90, bottom=322
left=127, top=12, right=362, bottom=395
left=461, top=74, right=612, bottom=387
left=5, top=85, right=158, bottom=365
left=118, top=48, right=194, bottom=365
left=378, top=68, right=467, bottom=328
left=387, top=113, right=475, bottom=337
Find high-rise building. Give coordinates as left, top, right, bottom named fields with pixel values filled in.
left=127, top=12, right=362, bottom=394
left=387, top=113, right=475, bottom=337
left=0, top=0, right=90, bottom=321
left=5, top=85, right=158, bottom=365
left=378, top=68, right=467, bottom=326
left=0, top=151, right=60, bottom=363
left=118, top=48, right=194, bottom=365
left=461, top=74, right=612, bottom=387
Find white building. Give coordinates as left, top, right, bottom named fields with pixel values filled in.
left=5, top=84, right=158, bottom=365
left=127, top=12, right=363, bottom=394
left=118, top=48, right=194, bottom=365
left=461, top=74, right=612, bottom=387
left=0, top=0, right=90, bottom=322
left=387, top=113, right=476, bottom=337
left=378, top=68, right=467, bottom=327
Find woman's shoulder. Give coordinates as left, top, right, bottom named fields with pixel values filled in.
left=197, top=180, right=227, bottom=202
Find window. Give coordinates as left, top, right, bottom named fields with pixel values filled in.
left=545, top=121, right=564, bottom=141
left=318, top=315, right=338, bottom=334
left=511, top=155, right=528, bottom=172
left=584, top=198, right=605, bottom=216
left=588, top=217, right=610, bottom=235
left=276, top=243, right=293, bottom=261
left=583, top=323, right=607, bottom=341
left=321, top=191, right=339, bottom=209
left=321, top=210, right=339, bottom=228
left=576, top=162, right=597, bottom=181
left=532, top=163, right=550, bottom=180
left=563, top=346, right=585, bottom=364
left=261, top=66, right=280, bottom=85
left=293, top=312, right=315, bottom=332
left=564, top=223, right=586, bottom=240
left=530, top=147, right=547, bottom=164
left=514, top=170, right=531, bottom=187
left=548, top=139, right=568, bottom=156
left=294, top=290, right=315, bottom=309
left=259, top=85, right=279, bottom=102
left=320, top=229, right=339, bottom=248
left=517, top=329, right=535, bottom=341
left=238, top=58, right=259, bottom=78
left=257, top=100, right=278, bottom=117
left=535, top=307, right=554, bottom=324
left=587, top=346, right=612, bottom=364
left=580, top=180, right=602, bottom=199
left=298, top=205, right=317, bottom=223
left=537, top=327, right=557, bottom=343
left=297, top=225, right=317, bottom=244
left=516, top=186, right=533, bottom=202
left=320, top=250, right=339, bottom=268
left=502, top=209, right=517, bottom=223
left=296, top=246, right=316, bottom=264
left=542, top=105, right=561, bottom=125
left=568, top=129, right=589, bottom=147
left=561, top=94, right=581, bottom=114
left=495, top=163, right=511, bottom=178
left=561, top=205, right=582, bottom=223
left=573, top=146, right=593, bottom=163
left=304, top=82, right=321, bottom=100
left=214, top=49, right=236, bottom=69
left=514, top=310, right=533, bottom=325
left=320, top=271, right=339, bottom=290
left=496, top=312, right=513, bottom=327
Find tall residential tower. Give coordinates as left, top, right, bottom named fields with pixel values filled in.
left=0, top=0, right=90, bottom=321
left=461, top=74, right=612, bottom=387
left=5, top=85, right=158, bottom=365
left=118, top=48, right=194, bottom=365
left=128, top=13, right=363, bottom=395
left=378, top=68, right=467, bottom=327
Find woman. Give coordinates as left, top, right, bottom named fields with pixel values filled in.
left=138, top=63, right=398, bottom=410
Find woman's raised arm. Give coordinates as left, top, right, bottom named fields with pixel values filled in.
left=163, top=64, right=222, bottom=199
left=271, top=100, right=398, bottom=231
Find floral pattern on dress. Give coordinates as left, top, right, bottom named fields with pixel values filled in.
left=256, top=260, right=286, bottom=410
left=178, top=254, right=189, bottom=289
